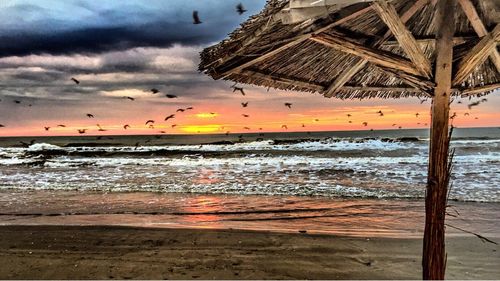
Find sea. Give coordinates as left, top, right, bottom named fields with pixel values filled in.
left=1, top=127, right=499, bottom=238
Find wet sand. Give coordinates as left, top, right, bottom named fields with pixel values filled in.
left=0, top=225, right=498, bottom=280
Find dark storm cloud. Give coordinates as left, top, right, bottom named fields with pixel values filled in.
left=0, top=0, right=266, bottom=57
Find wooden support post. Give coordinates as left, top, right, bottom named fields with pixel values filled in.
left=423, top=0, right=455, bottom=279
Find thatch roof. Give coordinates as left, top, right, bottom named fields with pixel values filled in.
left=199, top=0, right=499, bottom=99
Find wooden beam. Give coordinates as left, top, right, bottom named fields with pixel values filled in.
left=213, top=3, right=373, bottom=79
left=310, top=32, right=424, bottom=76
left=460, top=83, right=500, bottom=96
left=458, top=0, right=500, bottom=72
left=423, top=0, right=455, bottom=279
left=453, top=24, right=500, bottom=85
left=379, top=0, right=432, bottom=42
left=239, top=69, right=427, bottom=94
left=324, top=0, right=430, bottom=97
left=372, top=0, right=432, bottom=78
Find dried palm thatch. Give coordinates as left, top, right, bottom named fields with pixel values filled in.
left=199, top=0, right=499, bottom=99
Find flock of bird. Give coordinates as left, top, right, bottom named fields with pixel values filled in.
left=0, top=3, right=491, bottom=135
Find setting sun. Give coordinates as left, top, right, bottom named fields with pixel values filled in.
left=180, top=124, right=222, bottom=133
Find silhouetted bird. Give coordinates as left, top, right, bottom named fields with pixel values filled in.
left=232, top=86, right=245, bottom=96
left=284, top=103, right=292, bottom=108
left=457, top=101, right=462, bottom=104
left=44, top=127, right=50, bottom=131
left=166, top=94, right=177, bottom=99
left=124, top=125, right=130, bottom=130
left=281, top=125, right=288, bottom=130
left=176, top=108, right=185, bottom=112
left=149, top=124, right=155, bottom=129
left=347, top=114, right=352, bottom=118
left=241, top=102, right=248, bottom=107
left=242, top=114, right=249, bottom=117
left=450, top=112, right=457, bottom=120
left=481, top=98, right=488, bottom=103
left=14, top=100, right=21, bottom=104
left=243, top=127, right=250, bottom=130
left=145, top=120, right=155, bottom=125
left=71, top=77, right=80, bottom=84
left=362, top=122, right=368, bottom=126
left=468, top=101, right=480, bottom=109
left=57, top=124, right=66, bottom=127
left=77, top=129, right=87, bottom=134
left=171, top=124, right=177, bottom=128
left=186, top=107, right=194, bottom=110
left=164, top=114, right=175, bottom=121
left=87, top=114, right=94, bottom=118
left=302, top=124, right=305, bottom=127
left=392, top=124, right=397, bottom=127
left=415, top=113, right=420, bottom=117
left=236, top=3, right=247, bottom=15
left=464, top=113, right=470, bottom=116
left=125, top=96, right=135, bottom=101
left=193, top=11, right=202, bottom=24
left=314, top=119, right=319, bottom=122
left=0, top=124, right=5, bottom=128
left=376, top=110, right=384, bottom=116
left=151, top=88, right=160, bottom=94
left=97, top=124, right=107, bottom=131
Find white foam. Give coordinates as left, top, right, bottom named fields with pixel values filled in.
left=27, top=143, right=64, bottom=152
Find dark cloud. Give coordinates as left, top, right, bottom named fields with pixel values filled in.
left=0, top=1, right=266, bottom=57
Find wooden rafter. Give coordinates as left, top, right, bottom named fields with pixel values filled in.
left=458, top=0, right=500, bottom=72
left=310, top=32, right=423, bottom=76
left=212, top=3, right=373, bottom=79
left=460, top=83, right=500, bottom=96
left=239, top=69, right=428, bottom=94
left=453, top=24, right=500, bottom=85
left=324, top=0, right=430, bottom=97
left=372, top=0, right=432, bottom=78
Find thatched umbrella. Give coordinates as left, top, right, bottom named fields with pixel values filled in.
left=199, top=0, right=499, bottom=279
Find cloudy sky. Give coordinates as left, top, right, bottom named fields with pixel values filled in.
left=0, top=0, right=498, bottom=136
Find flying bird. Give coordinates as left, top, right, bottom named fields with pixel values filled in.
left=314, top=119, right=319, bottom=122
left=164, top=114, right=175, bottom=121
left=14, top=100, right=21, bottom=104
left=77, top=129, right=87, bottom=134
left=236, top=3, right=247, bottom=15
left=241, top=102, right=248, bottom=107
left=376, top=110, right=384, bottom=116
left=284, top=103, right=292, bottom=109
left=347, top=114, right=352, bottom=118
left=0, top=124, right=5, bottom=128
left=232, top=86, right=245, bottom=96
left=243, top=127, right=251, bottom=130
left=242, top=114, right=249, bottom=117
left=176, top=108, right=185, bottom=112
left=123, top=125, right=130, bottom=130
left=86, top=114, right=94, bottom=118
left=468, top=101, right=481, bottom=109
left=192, top=11, right=202, bottom=24
left=57, top=124, right=66, bottom=127
left=415, top=113, right=420, bottom=117
left=362, top=122, right=368, bottom=126
left=145, top=120, right=155, bottom=125
left=281, top=125, right=288, bottom=130
left=302, top=124, right=306, bottom=127
left=150, top=88, right=160, bottom=94
left=71, top=77, right=80, bottom=84
left=186, top=107, right=194, bottom=110
left=450, top=112, right=457, bottom=120
left=149, top=124, right=155, bottom=129
left=171, top=124, right=177, bottom=128
left=481, top=98, right=488, bottom=103
left=165, top=94, right=178, bottom=99
left=464, top=113, right=470, bottom=116
left=96, top=124, right=107, bottom=131
left=44, top=127, right=50, bottom=131
left=125, top=96, right=135, bottom=101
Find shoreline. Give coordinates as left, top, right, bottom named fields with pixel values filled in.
left=0, top=225, right=498, bottom=279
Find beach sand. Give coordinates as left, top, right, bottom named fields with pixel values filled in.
left=0, top=225, right=498, bottom=280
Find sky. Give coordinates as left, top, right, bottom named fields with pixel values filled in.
left=0, top=0, right=498, bottom=137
